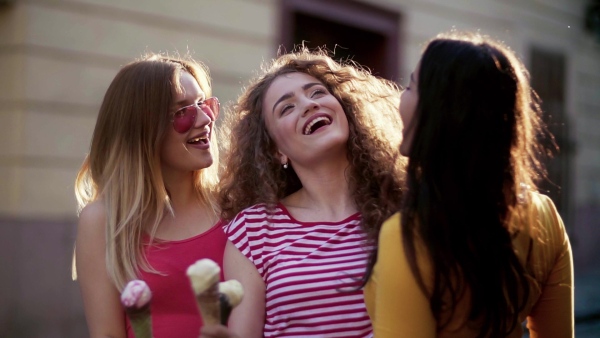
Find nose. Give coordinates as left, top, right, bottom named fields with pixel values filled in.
left=194, top=104, right=212, bottom=128
left=302, top=98, right=320, bottom=117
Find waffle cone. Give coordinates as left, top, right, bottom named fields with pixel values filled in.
left=125, top=304, right=152, bottom=338
left=195, top=282, right=220, bottom=325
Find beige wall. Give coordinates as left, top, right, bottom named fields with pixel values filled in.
left=1, top=0, right=599, bottom=336
left=0, top=0, right=277, bottom=220
left=2, top=0, right=599, bottom=221
left=0, top=2, right=278, bottom=335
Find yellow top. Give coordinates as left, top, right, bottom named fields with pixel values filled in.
left=364, top=192, right=574, bottom=338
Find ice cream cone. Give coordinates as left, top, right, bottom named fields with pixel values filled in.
left=187, top=259, right=221, bottom=326
left=125, top=304, right=152, bottom=338
left=218, top=280, right=244, bottom=325
left=121, top=280, right=153, bottom=338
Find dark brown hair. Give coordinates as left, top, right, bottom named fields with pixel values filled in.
left=218, top=48, right=405, bottom=240
left=392, top=32, right=547, bottom=336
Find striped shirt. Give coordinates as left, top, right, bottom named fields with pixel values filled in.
left=225, top=203, right=373, bottom=338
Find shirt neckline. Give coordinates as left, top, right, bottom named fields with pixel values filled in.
left=143, top=220, right=222, bottom=245
left=276, top=202, right=361, bottom=225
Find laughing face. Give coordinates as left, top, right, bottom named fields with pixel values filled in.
left=160, top=71, right=215, bottom=175
left=262, top=72, right=349, bottom=167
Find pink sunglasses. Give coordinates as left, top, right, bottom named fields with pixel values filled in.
left=170, top=97, right=220, bottom=134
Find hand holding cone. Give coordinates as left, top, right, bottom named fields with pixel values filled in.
left=121, top=280, right=153, bottom=338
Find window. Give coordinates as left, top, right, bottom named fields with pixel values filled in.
left=530, top=47, right=571, bottom=221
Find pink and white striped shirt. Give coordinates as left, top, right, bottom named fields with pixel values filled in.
left=225, top=203, right=373, bottom=337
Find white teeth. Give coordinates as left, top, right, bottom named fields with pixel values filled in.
left=190, top=135, right=208, bottom=143
left=304, top=117, right=331, bottom=135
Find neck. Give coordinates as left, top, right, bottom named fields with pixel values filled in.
left=284, top=156, right=357, bottom=221
left=163, top=170, right=198, bottom=208
left=154, top=168, right=216, bottom=240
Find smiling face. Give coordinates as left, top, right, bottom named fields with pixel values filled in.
left=160, top=71, right=215, bottom=175
left=262, top=72, right=349, bottom=167
left=399, top=62, right=420, bottom=157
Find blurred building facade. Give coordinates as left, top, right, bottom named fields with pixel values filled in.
left=0, top=0, right=598, bottom=336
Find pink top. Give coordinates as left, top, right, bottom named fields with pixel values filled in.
left=225, top=203, right=373, bottom=337
left=126, top=222, right=227, bottom=338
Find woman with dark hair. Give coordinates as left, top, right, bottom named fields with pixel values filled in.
left=209, top=48, right=405, bottom=337
left=364, top=32, right=574, bottom=337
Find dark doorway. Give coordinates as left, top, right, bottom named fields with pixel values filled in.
left=280, top=0, right=401, bottom=81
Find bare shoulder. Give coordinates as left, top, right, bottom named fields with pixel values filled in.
left=77, top=200, right=107, bottom=234
left=75, top=200, right=109, bottom=282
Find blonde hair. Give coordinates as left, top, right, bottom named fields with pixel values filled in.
left=75, top=54, right=220, bottom=290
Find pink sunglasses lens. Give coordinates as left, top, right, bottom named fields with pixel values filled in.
left=172, top=106, right=197, bottom=133
left=172, top=97, right=219, bottom=133
left=203, top=97, right=220, bottom=120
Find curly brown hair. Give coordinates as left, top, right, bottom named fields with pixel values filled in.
left=218, top=48, right=405, bottom=239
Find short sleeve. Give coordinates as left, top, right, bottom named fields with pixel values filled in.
left=370, top=213, right=437, bottom=338
left=224, top=212, right=266, bottom=276
left=526, top=194, right=574, bottom=337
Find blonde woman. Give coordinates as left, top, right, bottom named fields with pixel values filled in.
left=74, top=54, right=225, bottom=338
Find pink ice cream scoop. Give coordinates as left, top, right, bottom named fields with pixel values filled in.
left=121, top=280, right=153, bottom=338
left=121, top=280, right=152, bottom=309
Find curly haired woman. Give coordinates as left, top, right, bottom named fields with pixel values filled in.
left=209, top=49, right=405, bottom=337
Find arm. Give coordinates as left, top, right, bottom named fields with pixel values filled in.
left=223, top=240, right=265, bottom=338
left=527, top=196, right=574, bottom=338
left=371, top=215, right=436, bottom=338
left=75, top=201, right=126, bottom=338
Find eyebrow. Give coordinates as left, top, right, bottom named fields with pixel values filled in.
left=173, top=94, right=205, bottom=109
left=272, top=82, right=322, bottom=114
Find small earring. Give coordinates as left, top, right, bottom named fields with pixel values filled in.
left=283, top=162, right=288, bottom=169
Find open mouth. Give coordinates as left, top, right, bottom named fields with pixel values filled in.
left=187, top=134, right=209, bottom=145
left=303, top=116, right=332, bottom=135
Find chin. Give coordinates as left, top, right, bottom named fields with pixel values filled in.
left=399, top=144, right=410, bottom=157
left=198, top=159, right=214, bottom=170
left=191, top=155, right=214, bottom=171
